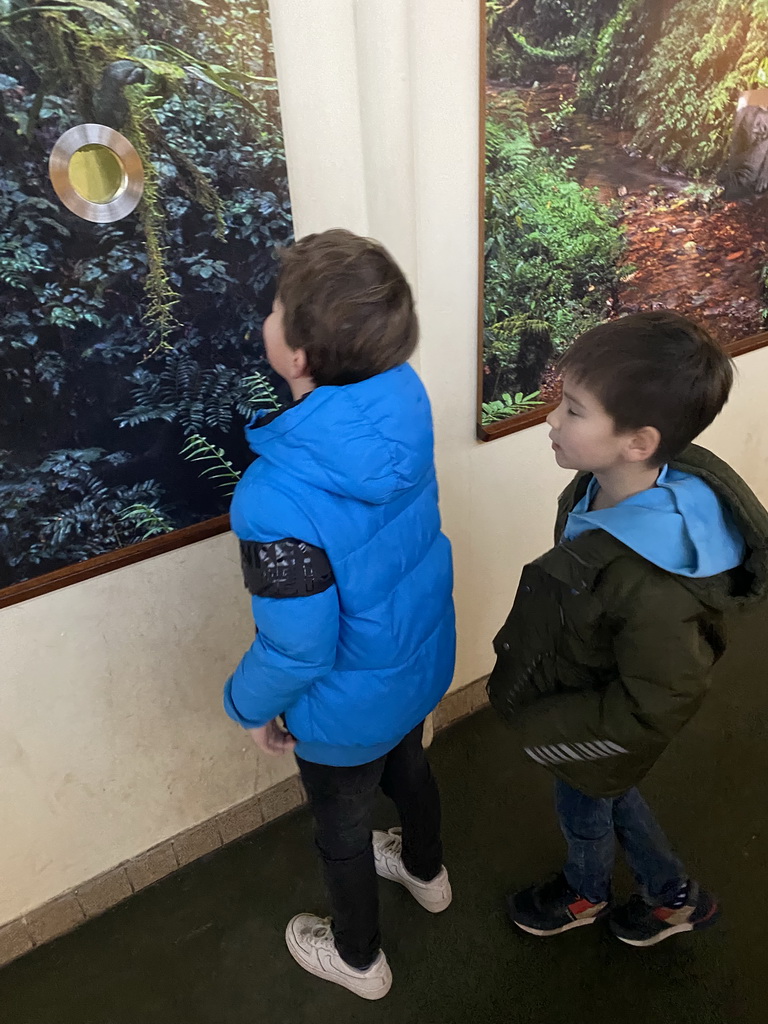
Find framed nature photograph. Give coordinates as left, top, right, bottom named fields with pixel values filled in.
left=0, top=0, right=292, bottom=605
left=480, top=0, right=768, bottom=440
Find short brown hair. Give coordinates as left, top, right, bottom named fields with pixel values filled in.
left=276, top=228, right=418, bottom=386
left=560, top=311, right=734, bottom=464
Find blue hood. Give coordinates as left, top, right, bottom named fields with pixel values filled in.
left=245, top=364, right=434, bottom=505
left=563, top=465, right=746, bottom=578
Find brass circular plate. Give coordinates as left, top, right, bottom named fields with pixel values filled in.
left=49, top=124, right=144, bottom=223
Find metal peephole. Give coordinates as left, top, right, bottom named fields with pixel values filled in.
left=49, top=123, right=144, bottom=222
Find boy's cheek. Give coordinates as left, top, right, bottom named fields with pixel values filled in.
left=551, top=444, right=568, bottom=467
left=552, top=445, right=580, bottom=471
left=552, top=446, right=573, bottom=466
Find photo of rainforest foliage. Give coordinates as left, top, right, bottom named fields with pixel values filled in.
left=482, top=0, right=768, bottom=426
left=0, top=0, right=292, bottom=589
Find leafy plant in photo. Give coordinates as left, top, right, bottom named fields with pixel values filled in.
left=116, top=352, right=279, bottom=435
left=542, top=98, right=576, bottom=134
left=633, top=0, right=768, bottom=175
left=180, top=433, right=241, bottom=496
left=482, top=390, right=545, bottom=422
left=486, top=0, right=623, bottom=81
left=578, top=0, right=659, bottom=124
left=484, top=100, right=627, bottom=413
left=678, top=180, right=725, bottom=212
left=119, top=501, right=174, bottom=539
left=484, top=0, right=768, bottom=427
left=580, top=0, right=768, bottom=175
left=0, top=447, right=166, bottom=584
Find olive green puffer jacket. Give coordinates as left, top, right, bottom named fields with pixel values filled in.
left=487, top=445, right=768, bottom=798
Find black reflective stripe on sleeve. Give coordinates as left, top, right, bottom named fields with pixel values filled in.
left=239, top=539, right=335, bottom=598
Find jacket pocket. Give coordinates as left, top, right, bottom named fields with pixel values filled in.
left=487, top=564, right=562, bottom=718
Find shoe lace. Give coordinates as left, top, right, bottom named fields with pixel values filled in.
left=624, top=894, right=652, bottom=924
left=537, top=873, right=577, bottom=903
left=379, top=828, right=403, bottom=857
left=308, top=919, right=334, bottom=947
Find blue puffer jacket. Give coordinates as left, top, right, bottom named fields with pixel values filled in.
left=223, top=363, right=456, bottom=766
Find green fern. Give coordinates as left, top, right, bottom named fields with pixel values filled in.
left=117, top=353, right=280, bottom=434
left=485, top=94, right=535, bottom=176
left=482, top=391, right=545, bottom=424
left=36, top=475, right=164, bottom=551
left=180, top=433, right=241, bottom=495
left=119, top=502, right=174, bottom=539
left=497, top=133, right=536, bottom=171
left=492, top=315, right=551, bottom=342
left=240, top=371, right=280, bottom=413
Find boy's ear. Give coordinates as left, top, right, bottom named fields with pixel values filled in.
left=289, top=347, right=309, bottom=379
left=626, top=425, right=661, bottom=464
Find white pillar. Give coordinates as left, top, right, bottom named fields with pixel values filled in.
left=352, top=0, right=418, bottom=287
left=270, top=0, right=430, bottom=363
left=268, top=0, right=367, bottom=236
left=268, top=0, right=483, bottom=687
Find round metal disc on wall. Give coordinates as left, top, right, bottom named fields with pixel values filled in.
left=49, top=124, right=144, bottom=223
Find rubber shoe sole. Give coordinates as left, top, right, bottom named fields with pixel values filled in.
left=613, top=902, right=720, bottom=947
left=510, top=902, right=611, bottom=937
left=514, top=914, right=606, bottom=937
left=507, top=888, right=611, bottom=937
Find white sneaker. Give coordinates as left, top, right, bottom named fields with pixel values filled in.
left=372, top=827, right=453, bottom=913
left=285, top=914, right=392, bottom=1001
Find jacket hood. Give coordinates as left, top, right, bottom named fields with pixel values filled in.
left=244, top=363, right=434, bottom=505
left=671, top=445, right=768, bottom=608
left=564, top=465, right=746, bottom=578
left=559, top=445, right=768, bottom=610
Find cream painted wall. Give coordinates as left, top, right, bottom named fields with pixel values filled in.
left=0, top=532, right=296, bottom=924
left=1, top=0, right=767, bottom=926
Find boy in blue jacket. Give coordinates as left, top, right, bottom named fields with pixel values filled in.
left=223, top=229, right=456, bottom=1001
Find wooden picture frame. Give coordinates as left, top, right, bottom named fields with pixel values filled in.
left=0, top=516, right=231, bottom=611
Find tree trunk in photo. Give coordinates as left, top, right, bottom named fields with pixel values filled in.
left=258, top=1, right=278, bottom=127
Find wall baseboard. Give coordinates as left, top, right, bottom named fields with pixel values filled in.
left=0, top=677, right=489, bottom=969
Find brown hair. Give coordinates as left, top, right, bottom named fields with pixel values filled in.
left=559, top=310, right=734, bottom=464
left=276, top=228, right=418, bottom=386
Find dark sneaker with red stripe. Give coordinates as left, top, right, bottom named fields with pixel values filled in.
left=609, top=882, right=719, bottom=947
left=508, top=873, right=610, bottom=937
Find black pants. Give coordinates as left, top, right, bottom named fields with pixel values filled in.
left=297, top=722, right=443, bottom=969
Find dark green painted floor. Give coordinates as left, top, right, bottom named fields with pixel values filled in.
left=3, top=609, right=767, bottom=1024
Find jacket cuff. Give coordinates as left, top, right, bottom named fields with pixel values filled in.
left=222, top=677, right=272, bottom=730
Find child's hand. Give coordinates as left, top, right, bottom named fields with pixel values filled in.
left=247, top=719, right=297, bottom=756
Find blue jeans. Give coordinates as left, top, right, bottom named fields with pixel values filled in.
left=556, top=780, right=687, bottom=905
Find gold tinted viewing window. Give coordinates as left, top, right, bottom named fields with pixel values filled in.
left=68, top=143, right=126, bottom=204
left=49, top=124, right=144, bottom=222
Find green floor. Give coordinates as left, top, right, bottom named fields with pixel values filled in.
left=3, top=609, right=767, bottom=1024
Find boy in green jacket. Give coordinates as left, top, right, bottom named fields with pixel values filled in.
left=488, top=310, right=768, bottom=947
